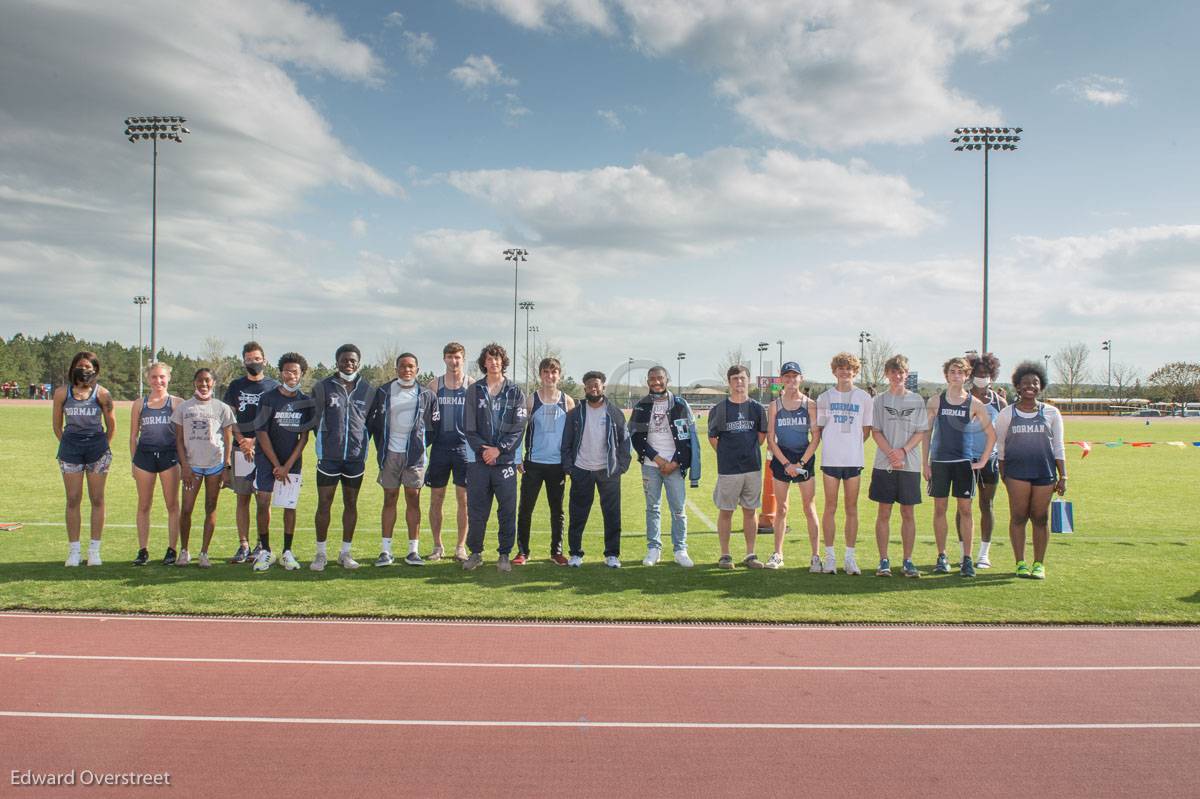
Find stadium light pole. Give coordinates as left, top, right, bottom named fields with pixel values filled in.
left=124, top=115, right=190, bottom=362
left=1043, top=354, right=1052, bottom=390
left=627, top=357, right=634, bottom=409
left=247, top=322, right=258, bottom=345
left=1101, top=339, right=1112, bottom=395
left=858, top=330, right=872, bottom=365
left=520, top=299, right=535, bottom=386
left=777, top=340, right=784, bottom=370
left=951, top=125, right=1022, bottom=354
left=677, top=352, right=686, bottom=391
left=503, top=248, right=528, bottom=366
left=133, top=296, right=148, bottom=396
left=757, top=342, right=769, bottom=400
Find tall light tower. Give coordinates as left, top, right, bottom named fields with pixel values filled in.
left=133, top=295, right=149, bottom=396
left=503, top=248, right=528, bottom=366
left=1043, top=354, right=1052, bottom=390
left=676, top=352, right=686, bottom=391
left=247, top=322, right=259, bottom=339
left=520, top=300, right=535, bottom=386
left=858, top=330, right=872, bottom=365
left=124, top=115, right=190, bottom=362
left=951, top=125, right=1022, bottom=354
left=756, top=342, right=769, bottom=400
left=777, top=340, right=784, bottom=371
left=1101, top=339, right=1112, bottom=396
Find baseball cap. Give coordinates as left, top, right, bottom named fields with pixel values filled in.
left=781, top=361, right=803, bottom=375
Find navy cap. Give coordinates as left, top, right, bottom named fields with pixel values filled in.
left=781, top=361, right=803, bottom=375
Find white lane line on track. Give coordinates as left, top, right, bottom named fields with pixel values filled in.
left=1, top=710, right=1196, bottom=730
left=3, top=612, right=1199, bottom=632
left=3, top=652, right=1199, bottom=672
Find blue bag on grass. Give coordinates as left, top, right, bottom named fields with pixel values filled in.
left=1051, top=499, right=1074, bottom=534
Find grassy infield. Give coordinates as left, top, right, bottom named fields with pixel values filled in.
left=0, top=405, right=1197, bottom=623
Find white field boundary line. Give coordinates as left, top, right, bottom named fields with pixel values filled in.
left=1, top=710, right=1197, bottom=731
left=3, top=612, right=1199, bottom=633
left=684, top=498, right=716, bottom=532
left=3, top=652, right=1200, bottom=672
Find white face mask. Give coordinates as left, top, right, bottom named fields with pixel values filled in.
left=338, top=369, right=359, bottom=382
left=973, top=377, right=991, bottom=388
left=283, top=379, right=301, bottom=392
left=397, top=378, right=416, bottom=388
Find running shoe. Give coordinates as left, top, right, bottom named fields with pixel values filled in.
left=551, top=553, right=569, bottom=566
left=404, top=551, right=425, bottom=566
left=309, top=553, right=327, bottom=572
left=1030, top=562, right=1046, bottom=580
left=253, top=549, right=276, bottom=573
left=229, top=544, right=250, bottom=564
left=511, top=553, right=527, bottom=566
left=133, top=548, right=149, bottom=567
left=64, top=550, right=80, bottom=568
left=497, top=554, right=512, bottom=573
left=426, top=545, right=444, bottom=562
left=454, top=547, right=469, bottom=563
left=162, top=547, right=177, bottom=566
left=823, top=553, right=837, bottom=574
left=742, top=554, right=765, bottom=569
left=674, top=550, right=694, bottom=568
left=280, top=551, right=301, bottom=571
left=717, top=554, right=735, bottom=570
left=1015, top=560, right=1031, bottom=578
left=248, top=543, right=263, bottom=565
left=642, top=548, right=661, bottom=567
left=960, top=556, right=976, bottom=578
left=901, top=559, right=920, bottom=578
left=933, top=553, right=950, bottom=574
left=175, top=549, right=190, bottom=567
left=567, top=555, right=583, bottom=567
left=462, top=553, right=483, bottom=571
left=844, top=553, right=861, bottom=575
left=764, top=553, right=783, bottom=570
left=875, top=558, right=892, bottom=577
left=337, top=552, right=360, bottom=570
left=604, top=555, right=622, bottom=568
left=374, top=551, right=394, bottom=567
left=977, top=552, right=992, bottom=569
left=86, top=550, right=102, bottom=567
left=809, top=554, right=823, bottom=573
left=197, top=552, right=212, bottom=569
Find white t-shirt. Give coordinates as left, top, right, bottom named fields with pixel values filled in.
left=388, top=382, right=419, bottom=453
left=816, top=387, right=874, bottom=468
left=646, top=397, right=676, bottom=461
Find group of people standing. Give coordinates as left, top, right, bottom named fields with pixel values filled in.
left=51, top=341, right=1066, bottom=580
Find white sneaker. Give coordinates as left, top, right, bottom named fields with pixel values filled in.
left=253, top=549, right=276, bottom=572
left=309, top=553, right=327, bottom=572
left=604, top=555, right=622, bottom=568
left=176, top=549, right=190, bottom=567
left=765, top=553, right=783, bottom=569
left=337, top=552, right=360, bottom=570
left=642, top=548, right=661, bottom=567
left=65, top=550, right=80, bottom=567
left=674, top=550, right=694, bottom=568
left=977, top=552, right=992, bottom=569
left=567, top=555, right=583, bottom=568
left=809, top=555, right=823, bottom=573
left=197, top=552, right=212, bottom=569
left=280, top=551, right=301, bottom=571
left=844, top=553, right=861, bottom=576
left=86, top=551, right=102, bottom=567
left=823, top=553, right=837, bottom=574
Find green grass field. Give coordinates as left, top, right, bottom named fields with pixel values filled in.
left=1, top=404, right=1197, bottom=623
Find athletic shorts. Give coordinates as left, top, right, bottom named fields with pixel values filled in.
left=59, top=448, right=112, bottom=475
left=316, top=459, right=365, bottom=489
left=378, top=451, right=426, bottom=491
left=820, top=466, right=863, bottom=481
left=1005, top=474, right=1057, bottom=488
left=132, top=448, right=179, bottom=473
left=868, top=468, right=923, bottom=505
left=713, top=471, right=762, bottom=511
left=769, top=451, right=815, bottom=483
left=57, top=433, right=110, bottom=473
left=425, top=447, right=468, bottom=489
left=975, top=455, right=1000, bottom=486
left=229, top=473, right=257, bottom=496
left=930, top=460, right=976, bottom=499
left=191, top=463, right=225, bottom=477
left=255, top=464, right=301, bottom=493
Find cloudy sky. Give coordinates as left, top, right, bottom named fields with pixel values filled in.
left=2, top=0, right=1197, bottom=387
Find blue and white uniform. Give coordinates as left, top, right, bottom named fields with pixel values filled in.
left=425, top=376, right=472, bottom=489
left=995, top=403, right=1065, bottom=486
left=255, top=388, right=313, bottom=492
left=58, top=385, right=111, bottom=473
left=133, top=396, right=178, bottom=473
left=770, top=397, right=814, bottom=483
left=928, top=391, right=976, bottom=499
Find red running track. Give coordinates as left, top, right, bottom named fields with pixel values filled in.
left=1, top=613, right=1197, bottom=798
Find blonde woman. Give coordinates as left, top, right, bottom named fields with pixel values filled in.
left=765, top=362, right=820, bottom=570
left=129, top=362, right=184, bottom=565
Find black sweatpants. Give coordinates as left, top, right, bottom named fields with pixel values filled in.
left=567, top=467, right=622, bottom=558
left=517, top=461, right=566, bottom=556
left=466, top=460, right=518, bottom=556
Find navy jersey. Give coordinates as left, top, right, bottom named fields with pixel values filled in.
left=708, top=398, right=766, bottom=474
left=931, top=392, right=972, bottom=462
left=62, top=385, right=105, bottom=439
left=432, top=376, right=471, bottom=452
left=258, top=388, right=313, bottom=470
left=137, top=396, right=176, bottom=451
left=773, top=398, right=811, bottom=452
left=223, top=375, right=280, bottom=439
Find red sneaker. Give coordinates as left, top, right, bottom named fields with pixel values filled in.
left=511, top=553, right=527, bottom=566
left=550, top=553, right=569, bottom=566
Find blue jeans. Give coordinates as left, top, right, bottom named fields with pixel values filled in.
left=642, top=463, right=687, bottom=552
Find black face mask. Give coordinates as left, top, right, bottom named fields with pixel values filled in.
left=71, top=367, right=95, bottom=384
left=245, top=362, right=265, bottom=376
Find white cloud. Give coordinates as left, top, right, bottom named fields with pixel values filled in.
left=350, top=218, right=368, bottom=237
left=449, top=54, right=517, bottom=93
left=597, top=109, right=624, bottom=130
left=402, top=31, right=436, bottom=66
left=468, top=0, right=1036, bottom=148
left=447, top=147, right=939, bottom=255
left=384, top=11, right=405, bottom=27
left=503, top=93, right=532, bottom=124
left=1055, top=75, right=1130, bottom=107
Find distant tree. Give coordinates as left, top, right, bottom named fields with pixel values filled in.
left=714, top=346, right=749, bottom=381
left=201, top=337, right=239, bottom=393
left=1146, top=362, right=1200, bottom=409
left=861, top=336, right=898, bottom=393
left=523, top=338, right=564, bottom=393
left=560, top=375, right=583, bottom=401
left=418, top=370, right=436, bottom=386
left=1110, top=362, right=1141, bottom=404
left=1052, top=343, right=1091, bottom=400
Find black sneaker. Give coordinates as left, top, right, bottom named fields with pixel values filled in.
left=162, top=547, right=177, bottom=566
left=229, top=545, right=249, bottom=564
left=133, top=548, right=149, bottom=566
